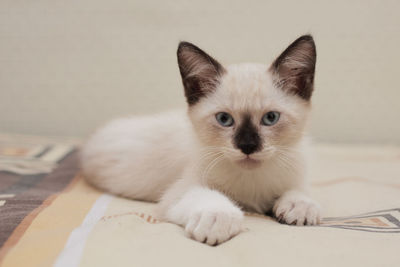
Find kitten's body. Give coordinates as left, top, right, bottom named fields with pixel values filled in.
left=81, top=36, right=321, bottom=245
left=82, top=110, right=191, bottom=202
left=82, top=108, right=306, bottom=212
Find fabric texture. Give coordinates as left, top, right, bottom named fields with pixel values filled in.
left=0, top=134, right=399, bottom=267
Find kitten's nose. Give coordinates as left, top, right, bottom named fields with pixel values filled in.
left=238, top=143, right=258, bottom=155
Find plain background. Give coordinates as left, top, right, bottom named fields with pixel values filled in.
left=1, top=0, right=399, bottom=144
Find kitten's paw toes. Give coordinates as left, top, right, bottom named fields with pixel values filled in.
left=185, top=209, right=243, bottom=245
left=273, top=195, right=320, bottom=226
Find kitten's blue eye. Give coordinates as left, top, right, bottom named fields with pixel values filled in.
left=261, top=111, right=280, bottom=126
left=215, top=112, right=234, bottom=127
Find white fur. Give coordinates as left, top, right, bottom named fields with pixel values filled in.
left=81, top=62, right=320, bottom=245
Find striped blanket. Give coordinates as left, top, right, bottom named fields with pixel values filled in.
left=0, top=134, right=399, bottom=267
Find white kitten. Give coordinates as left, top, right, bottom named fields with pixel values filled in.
left=80, top=35, right=321, bottom=246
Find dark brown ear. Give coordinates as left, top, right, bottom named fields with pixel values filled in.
left=177, top=42, right=225, bottom=105
left=270, top=35, right=316, bottom=100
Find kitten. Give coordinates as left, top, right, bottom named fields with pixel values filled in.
left=80, top=35, right=321, bottom=246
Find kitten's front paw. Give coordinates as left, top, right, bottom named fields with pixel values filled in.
left=273, top=192, right=320, bottom=226
left=185, top=208, right=243, bottom=246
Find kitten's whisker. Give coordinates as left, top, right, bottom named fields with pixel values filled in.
left=197, top=151, right=223, bottom=162
left=193, top=151, right=224, bottom=176
left=203, top=156, right=224, bottom=182
left=274, top=151, right=300, bottom=174
left=198, top=147, right=222, bottom=151
left=201, top=154, right=224, bottom=182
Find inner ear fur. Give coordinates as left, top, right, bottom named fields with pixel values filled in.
left=177, top=42, right=226, bottom=105
left=270, top=35, right=317, bottom=101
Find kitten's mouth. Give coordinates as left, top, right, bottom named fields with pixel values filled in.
left=237, top=156, right=262, bottom=169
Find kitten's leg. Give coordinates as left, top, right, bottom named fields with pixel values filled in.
left=159, top=183, right=243, bottom=246
left=273, top=190, right=320, bottom=226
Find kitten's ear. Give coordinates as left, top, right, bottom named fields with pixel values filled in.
left=269, top=35, right=316, bottom=101
left=177, top=42, right=226, bottom=105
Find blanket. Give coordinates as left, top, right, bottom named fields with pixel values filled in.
left=0, top=133, right=399, bottom=267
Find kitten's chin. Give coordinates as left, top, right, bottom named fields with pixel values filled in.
left=236, top=156, right=262, bottom=170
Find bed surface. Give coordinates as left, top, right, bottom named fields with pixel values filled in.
left=0, top=133, right=399, bottom=267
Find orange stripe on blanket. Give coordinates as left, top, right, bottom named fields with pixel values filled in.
left=0, top=176, right=102, bottom=267
left=100, top=211, right=161, bottom=224
left=0, top=174, right=80, bottom=265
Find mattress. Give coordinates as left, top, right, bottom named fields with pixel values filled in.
left=0, top=133, right=399, bottom=267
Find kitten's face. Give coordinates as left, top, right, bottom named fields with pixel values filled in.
left=177, top=36, right=316, bottom=169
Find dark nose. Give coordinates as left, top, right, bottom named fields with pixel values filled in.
left=238, top=143, right=258, bottom=155
left=234, top=115, right=262, bottom=155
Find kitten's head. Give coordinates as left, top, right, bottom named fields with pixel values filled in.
left=177, top=35, right=316, bottom=169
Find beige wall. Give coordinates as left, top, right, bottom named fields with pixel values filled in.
left=1, top=0, right=399, bottom=144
